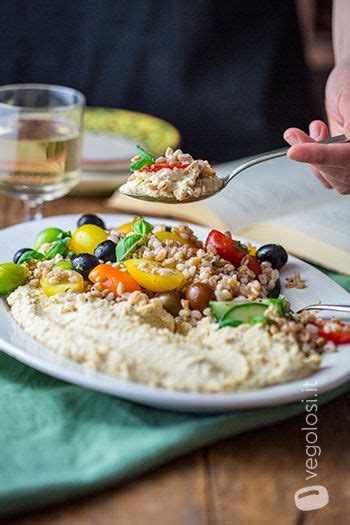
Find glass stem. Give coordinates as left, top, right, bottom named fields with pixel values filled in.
left=23, top=199, right=43, bottom=221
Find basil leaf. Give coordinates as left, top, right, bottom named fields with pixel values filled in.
left=165, top=226, right=172, bottom=232
left=57, top=230, right=71, bottom=240
left=115, top=233, right=143, bottom=262
left=130, top=145, right=156, bottom=172
left=268, top=298, right=287, bottom=317
left=44, top=238, right=71, bottom=259
left=132, top=218, right=153, bottom=237
left=18, top=250, right=45, bottom=265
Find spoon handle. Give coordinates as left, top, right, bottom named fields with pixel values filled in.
left=228, top=134, right=348, bottom=183
left=297, top=304, right=350, bottom=314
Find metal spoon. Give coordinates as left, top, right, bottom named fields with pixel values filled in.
left=296, top=303, right=350, bottom=315
left=119, top=134, right=348, bottom=204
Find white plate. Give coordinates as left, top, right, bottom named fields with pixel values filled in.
left=0, top=214, right=349, bottom=413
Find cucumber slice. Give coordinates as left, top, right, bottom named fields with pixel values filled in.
left=219, top=302, right=268, bottom=328
left=209, top=300, right=240, bottom=321
left=268, top=279, right=281, bottom=298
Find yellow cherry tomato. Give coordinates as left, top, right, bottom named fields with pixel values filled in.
left=40, top=269, right=84, bottom=297
left=154, top=230, right=189, bottom=245
left=68, top=224, right=108, bottom=255
left=125, top=258, right=184, bottom=292
left=116, top=216, right=141, bottom=234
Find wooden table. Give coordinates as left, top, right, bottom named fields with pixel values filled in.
left=1, top=195, right=349, bottom=525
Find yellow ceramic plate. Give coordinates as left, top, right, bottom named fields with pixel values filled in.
left=82, top=107, right=180, bottom=171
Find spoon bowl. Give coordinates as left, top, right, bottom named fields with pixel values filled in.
left=119, top=134, right=348, bottom=204
left=119, top=187, right=221, bottom=204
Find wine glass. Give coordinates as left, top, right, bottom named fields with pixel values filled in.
left=0, top=84, right=85, bottom=220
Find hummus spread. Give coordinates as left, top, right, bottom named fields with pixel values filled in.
left=120, top=148, right=223, bottom=201
left=7, top=285, right=321, bottom=393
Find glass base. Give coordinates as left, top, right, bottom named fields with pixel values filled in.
left=23, top=199, right=43, bottom=221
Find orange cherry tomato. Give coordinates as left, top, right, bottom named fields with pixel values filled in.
left=116, top=217, right=142, bottom=234
left=88, top=264, right=141, bottom=296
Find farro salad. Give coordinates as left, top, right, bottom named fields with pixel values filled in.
left=120, top=146, right=223, bottom=201
left=1, top=215, right=349, bottom=393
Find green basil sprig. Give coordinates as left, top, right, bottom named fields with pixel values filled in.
left=133, top=217, right=153, bottom=237
left=129, top=145, right=156, bottom=172
left=44, top=231, right=72, bottom=259
left=115, top=218, right=153, bottom=262
left=18, top=250, right=46, bottom=265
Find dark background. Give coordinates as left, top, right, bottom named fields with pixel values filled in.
left=0, top=0, right=333, bottom=162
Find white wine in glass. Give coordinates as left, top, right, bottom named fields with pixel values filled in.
left=0, top=84, right=85, bottom=220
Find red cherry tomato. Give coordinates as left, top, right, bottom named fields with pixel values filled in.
left=246, top=257, right=261, bottom=277
left=205, top=229, right=261, bottom=276
left=140, top=162, right=191, bottom=173
left=317, top=320, right=350, bottom=345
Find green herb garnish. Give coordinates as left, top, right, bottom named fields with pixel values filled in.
left=132, top=217, right=153, bottom=237
left=115, top=233, right=143, bottom=262
left=115, top=218, right=154, bottom=262
left=130, top=145, right=156, bottom=172
left=268, top=298, right=287, bottom=317
left=18, top=250, right=46, bottom=265
left=44, top=231, right=72, bottom=259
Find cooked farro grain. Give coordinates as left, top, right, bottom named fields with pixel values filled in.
left=285, top=272, right=307, bottom=289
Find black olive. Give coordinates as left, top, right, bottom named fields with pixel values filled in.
left=94, top=240, right=116, bottom=262
left=13, top=248, right=32, bottom=264
left=256, top=244, right=288, bottom=269
left=71, top=253, right=100, bottom=279
left=77, top=214, right=106, bottom=229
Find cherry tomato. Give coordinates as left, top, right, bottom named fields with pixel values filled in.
left=0, top=263, right=29, bottom=295
left=185, top=283, right=215, bottom=311
left=140, top=162, right=191, bottom=173
left=88, top=264, right=141, bottom=296
left=69, top=224, right=108, bottom=255
left=246, top=257, right=261, bottom=277
left=154, top=231, right=189, bottom=245
left=205, top=230, right=261, bottom=276
left=116, top=217, right=142, bottom=234
left=155, top=291, right=182, bottom=316
left=317, top=320, right=350, bottom=345
left=40, top=270, right=84, bottom=297
left=125, top=259, right=184, bottom=292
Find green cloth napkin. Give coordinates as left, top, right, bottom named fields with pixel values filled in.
left=1, top=268, right=349, bottom=517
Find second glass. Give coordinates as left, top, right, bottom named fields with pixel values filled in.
left=0, top=84, right=85, bottom=220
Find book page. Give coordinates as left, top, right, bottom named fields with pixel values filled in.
left=259, top=197, right=350, bottom=250
left=207, top=155, right=345, bottom=231
left=238, top=198, right=350, bottom=274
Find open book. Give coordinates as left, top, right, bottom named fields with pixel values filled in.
left=209, top=156, right=350, bottom=275
left=108, top=155, right=350, bottom=275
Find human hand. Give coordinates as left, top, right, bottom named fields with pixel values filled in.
left=283, top=61, right=350, bottom=194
